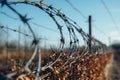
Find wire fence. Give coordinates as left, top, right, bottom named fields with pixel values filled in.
left=0, top=0, right=111, bottom=80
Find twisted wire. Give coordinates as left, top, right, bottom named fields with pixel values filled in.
left=0, top=0, right=109, bottom=79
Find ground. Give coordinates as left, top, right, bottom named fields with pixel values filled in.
left=108, top=52, right=120, bottom=80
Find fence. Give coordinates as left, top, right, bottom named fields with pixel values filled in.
left=0, top=0, right=112, bottom=80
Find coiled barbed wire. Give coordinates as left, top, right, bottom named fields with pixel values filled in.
left=0, top=0, right=108, bottom=79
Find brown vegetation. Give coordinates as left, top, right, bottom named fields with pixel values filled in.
left=0, top=48, right=113, bottom=80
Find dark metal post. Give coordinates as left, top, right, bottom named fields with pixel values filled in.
left=88, top=15, right=92, bottom=53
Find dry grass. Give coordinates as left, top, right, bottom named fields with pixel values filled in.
left=0, top=50, right=114, bottom=80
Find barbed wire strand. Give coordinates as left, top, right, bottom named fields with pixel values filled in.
left=1, top=1, right=40, bottom=75
left=101, top=0, right=120, bottom=32
left=64, top=0, right=109, bottom=39
left=0, top=11, right=60, bottom=33
left=0, top=25, right=32, bottom=38
left=0, top=0, right=109, bottom=79
left=64, top=0, right=86, bottom=19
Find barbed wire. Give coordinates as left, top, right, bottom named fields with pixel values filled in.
left=100, top=0, right=120, bottom=32
left=0, top=0, right=109, bottom=79
left=0, top=11, right=18, bottom=20
left=0, top=2, right=103, bottom=47
left=0, top=1, right=41, bottom=80
left=64, top=0, right=86, bottom=19
left=0, top=25, right=59, bottom=45
left=64, top=0, right=110, bottom=40
left=0, top=25, right=32, bottom=38
left=0, top=11, right=59, bottom=33
left=1, top=0, right=106, bottom=64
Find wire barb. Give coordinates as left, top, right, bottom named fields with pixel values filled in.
left=0, top=0, right=109, bottom=79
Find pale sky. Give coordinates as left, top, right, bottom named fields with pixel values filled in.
left=0, top=0, right=120, bottom=47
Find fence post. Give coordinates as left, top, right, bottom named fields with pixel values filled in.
left=88, top=15, right=92, bottom=53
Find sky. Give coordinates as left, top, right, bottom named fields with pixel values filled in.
left=0, top=0, right=120, bottom=47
